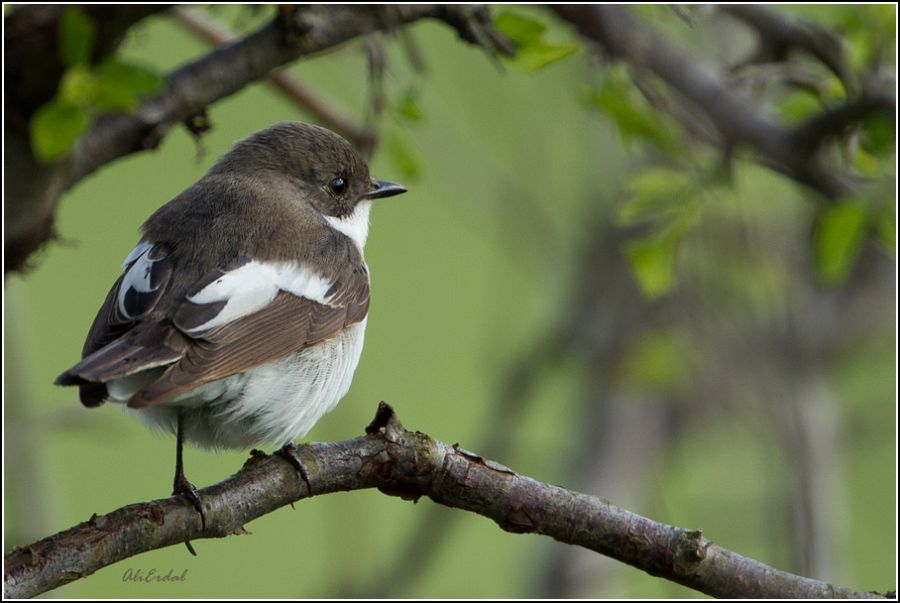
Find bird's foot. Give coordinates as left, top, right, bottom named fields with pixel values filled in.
left=275, top=441, right=312, bottom=496
left=173, top=472, right=207, bottom=532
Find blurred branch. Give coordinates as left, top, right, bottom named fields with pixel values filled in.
left=720, top=5, right=852, bottom=89
left=551, top=5, right=890, bottom=200
left=792, top=93, right=896, bottom=152
left=4, top=4, right=512, bottom=273
left=168, top=7, right=377, bottom=154
left=4, top=403, right=885, bottom=600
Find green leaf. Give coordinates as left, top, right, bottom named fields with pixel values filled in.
left=860, top=113, right=896, bottom=157
left=58, top=66, right=97, bottom=107
left=387, top=135, right=421, bottom=181
left=97, top=59, right=164, bottom=96
left=396, top=86, right=423, bottom=123
left=623, top=205, right=699, bottom=299
left=814, top=199, right=868, bottom=285
left=30, top=101, right=90, bottom=162
left=778, top=91, right=820, bottom=125
left=59, top=7, right=96, bottom=67
left=625, top=233, right=680, bottom=299
left=618, top=168, right=693, bottom=225
left=91, top=59, right=164, bottom=112
left=493, top=11, right=546, bottom=46
left=876, top=201, right=896, bottom=252
left=821, top=76, right=847, bottom=103
left=587, top=71, right=679, bottom=153
left=494, top=10, right=580, bottom=71
left=513, top=40, right=580, bottom=71
left=852, top=147, right=881, bottom=178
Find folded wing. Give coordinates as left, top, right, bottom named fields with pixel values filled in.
left=56, top=241, right=370, bottom=409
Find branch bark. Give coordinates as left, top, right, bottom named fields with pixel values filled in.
left=3, top=403, right=885, bottom=599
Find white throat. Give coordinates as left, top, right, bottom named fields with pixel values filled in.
left=324, top=200, right=372, bottom=251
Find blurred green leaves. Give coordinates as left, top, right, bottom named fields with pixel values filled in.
left=814, top=198, right=868, bottom=285
left=386, top=133, right=422, bottom=181
left=493, top=10, right=580, bottom=71
left=624, top=231, right=682, bottom=300
left=395, top=86, right=424, bottom=123
left=30, top=103, right=91, bottom=164
left=577, top=16, right=894, bottom=299
left=860, top=113, right=895, bottom=158
left=59, top=6, right=96, bottom=67
left=493, top=11, right=545, bottom=44
left=586, top=67, right=681, bottom=154
left=30, top=8, right=163, bottom=163
left=94, top=60, right=164, bottom=109
left=618, top=168, right=707, bottom=299
left=778, top=91, right=824, bottom=125
left=617, top=168, right=695, bottom=225
left=386, top=85, right=425, bottom=181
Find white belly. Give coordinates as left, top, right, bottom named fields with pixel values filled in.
left=122, top=318, right=367, bottom=450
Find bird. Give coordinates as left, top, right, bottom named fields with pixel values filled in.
left=55, top=121, right=407, bottom=526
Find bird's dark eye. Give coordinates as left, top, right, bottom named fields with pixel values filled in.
left=329, top=177, right=347, bottom=195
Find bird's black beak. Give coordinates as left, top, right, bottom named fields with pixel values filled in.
left=364, top=179, right=407, bottom=200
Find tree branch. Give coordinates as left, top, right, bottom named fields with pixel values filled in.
left=4, top=4, right=510, bottom=273
left=551, top=5, right=871, bottom=200
left=68, top=4, right=503, bottom=185
left=720, top=4, right=853, bottom=90
left=168, top=7, right=377, bottom=154
left=792, top=93, right=896, bottom=152
left=3, top=403, right=884, bottom=599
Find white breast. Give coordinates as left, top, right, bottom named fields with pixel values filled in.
left=130, top=318, right=368, bottom=450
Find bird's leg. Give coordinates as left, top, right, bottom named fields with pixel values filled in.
left=172, top=413, right=206, bottom=535
left=275, top=441, right=312, bottom=496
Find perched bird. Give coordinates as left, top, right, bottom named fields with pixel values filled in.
left=56, top=121, right=406, bottom=523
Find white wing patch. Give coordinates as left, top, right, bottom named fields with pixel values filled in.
left=183, top=261, right=335, bottom=334
left=123, top=240, right=154, bottom=269
left=324, top=200, right=371, bottom=251
left=118, top=240, right=159, bottom=319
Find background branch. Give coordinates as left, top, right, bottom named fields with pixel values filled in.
left=3, top=404, right=884, bottom=600
left=720, top=4, right=853, bottom=89
left=551, top=4, right=876, bottom=200
left=168, top=7, right=377, bottom=154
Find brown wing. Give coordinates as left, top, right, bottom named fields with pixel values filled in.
left=58, top=236, right=369, bottom=410
left=127, top=270, right=370, bottom=409
left=55, top=243, right=175, bottom=406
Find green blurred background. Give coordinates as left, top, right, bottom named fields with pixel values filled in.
left=4, top=5, right=896, bottom=598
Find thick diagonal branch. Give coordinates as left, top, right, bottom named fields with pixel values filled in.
left=3, top=404, right=883, bottom=599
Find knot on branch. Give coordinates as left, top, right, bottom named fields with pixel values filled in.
left=672, top=528, right=708, bottom=575
left=365, top=402, right=431, bottom=502
left=277, top=5, right=315, bottom=47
